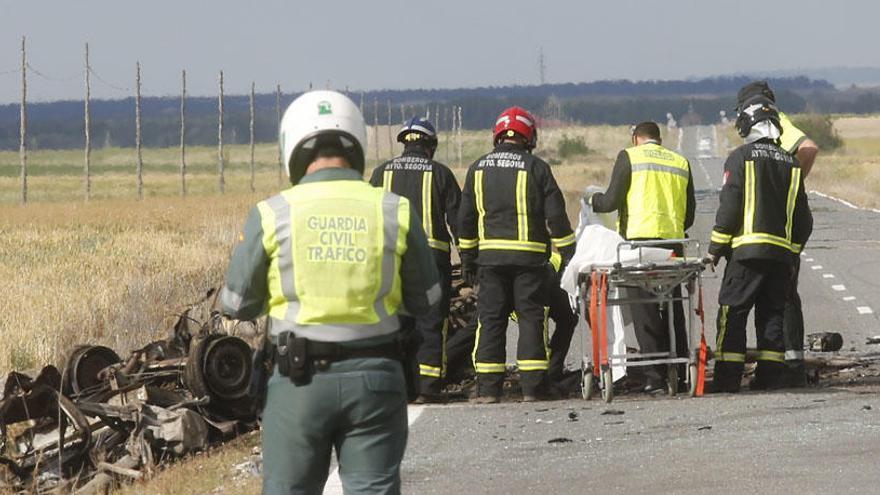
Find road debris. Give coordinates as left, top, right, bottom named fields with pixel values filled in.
left=547, top=437, right=573, bottom=444
left=0, top=289, right=262, bottom=493
left=600, top=409, right=625, bottom=416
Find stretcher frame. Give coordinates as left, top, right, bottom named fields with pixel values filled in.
left=577, top=239, right=709, bottom=402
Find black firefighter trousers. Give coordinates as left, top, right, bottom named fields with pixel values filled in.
left=474, top=265, right=551, bottom=396
left=416, top=250, right=452, bottom=394
left=714, top=258, right=792, bottom=391
left=446, top=275, right=577, bottom=385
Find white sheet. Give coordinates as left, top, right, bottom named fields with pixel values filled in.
left=563, top=205, right=673, bottom=382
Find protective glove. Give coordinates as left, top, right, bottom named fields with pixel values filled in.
left=460, top=251, right=478, bottom=287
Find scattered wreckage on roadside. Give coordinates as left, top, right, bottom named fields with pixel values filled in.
left=0, top=290, right=261, bottom=493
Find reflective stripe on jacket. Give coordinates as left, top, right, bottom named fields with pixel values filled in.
left=220, top=168, right=443, bottom=343
left=458, top=142, right=575, bottom=266
left=709, top=140, right=812, bottom=262
left=368, top=150, right=461, bottom=253
left=623, top=142, right=690, bottom=240
left=259, top=180, right=408, bottom=341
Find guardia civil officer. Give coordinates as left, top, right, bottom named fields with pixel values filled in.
left=708, top=96, right=812, bottom=392
left=735, top=81, right=819, bottom=387
left=369, top=117, right=461, bottom=402
left=219, top=90, right=440, bottom=494
left=589, top=122, right=695, bottom=392
left=458, top=107, right=576, bottom=402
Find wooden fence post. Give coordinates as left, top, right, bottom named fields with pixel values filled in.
left=180, top=69, right=187, bottom=197
left=19, top=36, right=27, bottom=205
left=249, top=81, right=256, bottom=193
left=135, top=62, right=143, bottom=200
left=84, top=43, right=91, bottom=201
left=218, top=70, right=225, bottom=194
left=276, top=84, right=283, bottom=184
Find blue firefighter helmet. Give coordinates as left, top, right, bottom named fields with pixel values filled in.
left=397, top=117, right=438, bottom=147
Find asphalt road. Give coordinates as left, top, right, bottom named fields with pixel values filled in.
left=393, top=126, right=880, bottom=494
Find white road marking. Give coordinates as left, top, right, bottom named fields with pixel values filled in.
left=323, top=405, right=425, bottom=495
left=857, top=306, right=874, bottom=315
left=823, top=273, right=836, bottom=279
left=811, top=265, right=823, bottom=270
left=805, top=258, right=815, bottom=262
left=832, top=285, right=847, bottom=291
left=843, top=296, right=857, bottom=301
left=810, top=190, right=880, bottom=214
left=695, top=159, right=715, bottom=189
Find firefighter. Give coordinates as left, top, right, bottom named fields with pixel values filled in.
left=708, top=95, right=812, bottom=392
left=588, top=122, right=696, bottom=392
left=735, top=81, right=819, bottom=387
left=458, top=106, right=576, bottom=403
left=445, top=252, right=579, bottom=392
left=369, top=116, right=461, bottom=402
left=219, top=90, right=440, bottom=494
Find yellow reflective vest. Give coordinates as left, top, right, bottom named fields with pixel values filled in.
left=624, top=142, right=691, bottom=239
left=256, top=179, right=410, bottom=342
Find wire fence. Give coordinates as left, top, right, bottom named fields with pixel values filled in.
left=5, top=37, right=466, bottom=205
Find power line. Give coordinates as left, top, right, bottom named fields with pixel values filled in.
left=88, top=66, right=131, bottom=92
left=25, top=63, right=80, bottom=83
left=0, top=68, right=18, bottom=77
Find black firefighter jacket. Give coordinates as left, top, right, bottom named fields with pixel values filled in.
left=369, top=149, right=462, bottom=254
left=709, top=139, right=812, bottom=264
left=458, top=142, right=575, bottom=267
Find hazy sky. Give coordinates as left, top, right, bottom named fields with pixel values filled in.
left=0, top=0, right=875, bottom=103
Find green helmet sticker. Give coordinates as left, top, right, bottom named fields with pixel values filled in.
left=318, top=101, right=332, bottom=115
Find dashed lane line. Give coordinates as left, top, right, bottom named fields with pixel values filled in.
left=857, top=306, right=875, bottom=315
left=823, top=274, right=836, bottom=279
left=832, top=285, right=847, bottom=291
left=811, top=265, right=823, bottom=270
left=844, top=296, right=857, bottom=301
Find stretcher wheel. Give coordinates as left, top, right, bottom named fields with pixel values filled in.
left=581, top=365, right=595, bottom=400
left=688, top=364, right=698, bottom=397
left=667, top=366, right=678, bottom=396
left=601, top=368, right=614, bottom=403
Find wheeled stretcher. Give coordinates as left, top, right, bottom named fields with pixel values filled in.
left=577, top=239, right=709, bottom=402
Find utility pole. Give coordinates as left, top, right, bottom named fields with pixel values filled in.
left=19, top=36, right=27, bottom=205
left=135, top=62, right=143, bottom=200
left=218, top=70, right=225, bottom=194
left=538, top=46, right=546, bottom=85
left=84, top=43, right=91, bottom=201
left=180, top=69, right=187, bottom=197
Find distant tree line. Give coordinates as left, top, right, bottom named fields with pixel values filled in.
left=1, top=75, right=874, bottom=151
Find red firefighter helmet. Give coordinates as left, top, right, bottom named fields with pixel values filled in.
left=493, top=106, right=538, bottom=149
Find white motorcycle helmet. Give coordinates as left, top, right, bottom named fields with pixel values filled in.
left=280, top=90, right=367, bottom=185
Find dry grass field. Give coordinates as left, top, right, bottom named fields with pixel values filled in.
left=811, top=116, right=880, bottom=209
left=716, top=115, right=880, bottom=209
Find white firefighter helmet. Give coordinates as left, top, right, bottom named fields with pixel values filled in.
left=280, top=90, right=367, bottom=185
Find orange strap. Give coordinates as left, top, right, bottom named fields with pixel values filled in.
left=589, top=271, right=600, bottom=377
left=695, top=284, right=708, bottom=396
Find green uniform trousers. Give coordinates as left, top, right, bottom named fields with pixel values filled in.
left=261, top=357, right=409, bottom=495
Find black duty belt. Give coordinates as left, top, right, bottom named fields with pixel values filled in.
left=272, top=331, right=403, bottom=383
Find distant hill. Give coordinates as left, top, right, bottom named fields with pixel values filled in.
left=0, top=75, right=860, bottom=151
left=735, top=67, right=880, bottom=88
